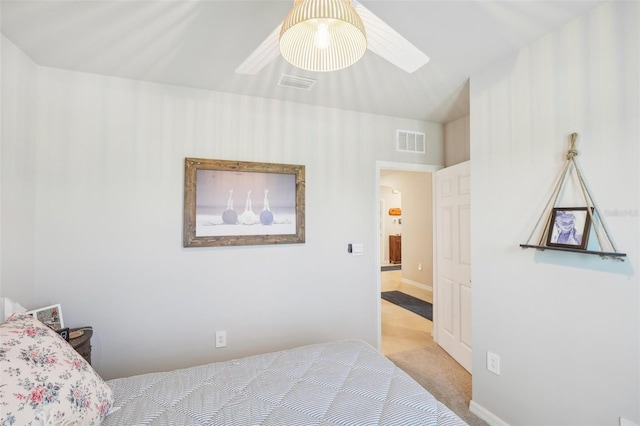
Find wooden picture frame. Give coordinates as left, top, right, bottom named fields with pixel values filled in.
left=183, top=158, right=305, bottom=247
left=546, top=207, right=592, bottom=250
left=26, top=304, right=64, bottom=330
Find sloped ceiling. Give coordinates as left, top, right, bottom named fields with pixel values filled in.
left=0, top=0, right=604, bottom=123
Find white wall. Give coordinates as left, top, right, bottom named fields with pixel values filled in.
left=470, top=2, right=639, bottom=425
left=444, top=114, right=470, bottom=167
left=0, top=35, right=38, bottom=302
left=0, top=36, right=444, bottom=379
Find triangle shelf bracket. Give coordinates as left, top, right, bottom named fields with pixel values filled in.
left=520, top=133, right=626, bottom=261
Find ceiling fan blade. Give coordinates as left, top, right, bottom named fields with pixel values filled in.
left=352, top=0, right=429, bottom=73
left=235, top=25, right=282, bottom=75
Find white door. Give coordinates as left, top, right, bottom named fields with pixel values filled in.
left=434, top=161, right=472, bottom=372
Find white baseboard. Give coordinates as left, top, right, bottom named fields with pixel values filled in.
left=401, top=277, right=433, bottom=292
left=469, top=400, right=509, bottom=426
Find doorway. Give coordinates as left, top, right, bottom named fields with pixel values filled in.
left=379, top=184, right=402, bottom=268
left=375, top=161, right=441, bottom=351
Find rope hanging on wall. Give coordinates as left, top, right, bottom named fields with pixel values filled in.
left=520, top=133, right=626, bottom=260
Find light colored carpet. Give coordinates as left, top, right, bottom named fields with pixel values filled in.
left=387, top=341, right=488, bottom=426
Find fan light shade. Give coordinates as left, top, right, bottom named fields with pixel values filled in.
left=279, top=0, right=366, bottom=72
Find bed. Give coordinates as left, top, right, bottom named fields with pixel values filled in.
left=1, top=314, right=468, bottom=426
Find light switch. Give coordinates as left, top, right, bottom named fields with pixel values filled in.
left=352, top=243, right=363, bottom=255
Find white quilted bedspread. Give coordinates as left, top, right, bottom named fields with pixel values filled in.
left=103, top=339, right=467, bottom=426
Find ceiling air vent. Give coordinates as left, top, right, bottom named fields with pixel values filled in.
left=396, top=130, right=426, bottom=153
left=277, top=74, right=317, bottom=91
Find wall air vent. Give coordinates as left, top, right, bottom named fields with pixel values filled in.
left=396, top=130, right=426, bottom=153
left=277, top=74, right=317, bottom=91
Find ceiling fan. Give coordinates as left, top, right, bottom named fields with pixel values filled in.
left=235, top=0, right=429, bottom=75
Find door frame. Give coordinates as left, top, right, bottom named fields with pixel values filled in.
left=375, top=161, right=442, bottom=350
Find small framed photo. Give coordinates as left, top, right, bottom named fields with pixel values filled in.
left=25, top=304, right=64, bottom=330
left=546, top=207, right=592, bottom=250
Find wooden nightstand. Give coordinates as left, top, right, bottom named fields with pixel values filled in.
left=69, top=327, right=93, bottom=365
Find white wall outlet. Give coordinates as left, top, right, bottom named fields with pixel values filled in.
left=215, top=330, right=227, bottom=348
left=487, top=351, right=500, bottom=375
left=352, top=243, right=363, bottom=255
left=418, top=263, right=423, bottom=271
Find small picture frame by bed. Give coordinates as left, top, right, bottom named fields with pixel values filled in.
left=183, top=158, right=305, bottom=247
left=26, top=303, right=65, bottom=330
left=546, top=207, right=592, bottom=250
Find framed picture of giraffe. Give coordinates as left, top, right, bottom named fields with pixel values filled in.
left=183, top=158, right=305, bottom=247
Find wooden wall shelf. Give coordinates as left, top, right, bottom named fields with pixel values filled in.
left=519, top=244, right=626, bottom=260
left=520, top=133, right=625, bottom=262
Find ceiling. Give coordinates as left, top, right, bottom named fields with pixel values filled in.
left=0, top=0, right=604, bottom=123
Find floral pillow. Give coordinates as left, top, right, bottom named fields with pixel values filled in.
left=0, top=313, right=113, bottom=425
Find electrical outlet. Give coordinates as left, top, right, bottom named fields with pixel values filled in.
left=215, top=330, right=227, bottom=348
left=418, top=263, right=423, bottom=271
left=487, top=351, right=500, bottom=375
